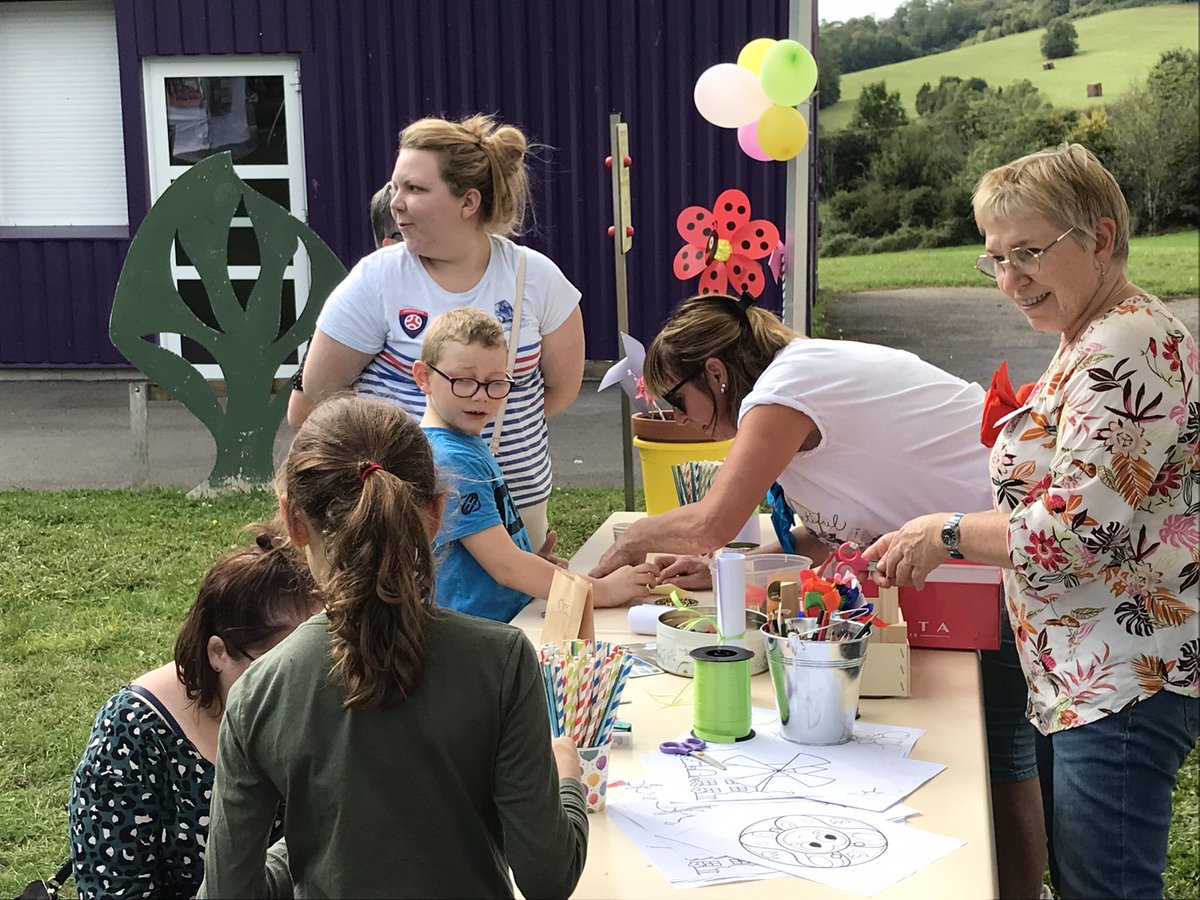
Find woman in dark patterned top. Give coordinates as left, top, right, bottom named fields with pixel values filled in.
left=68, top=527, right=320, bottom=899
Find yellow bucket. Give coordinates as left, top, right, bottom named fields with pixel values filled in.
left=633, top=436, right=734, bottom=515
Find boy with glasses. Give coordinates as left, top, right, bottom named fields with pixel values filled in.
left=415, top=308, right=656, bottom=621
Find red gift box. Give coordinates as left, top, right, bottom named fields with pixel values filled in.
left=863, top=561, right=1002, bottom=651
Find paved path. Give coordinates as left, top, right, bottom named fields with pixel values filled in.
left=1, top=290, right=1195, bottom=492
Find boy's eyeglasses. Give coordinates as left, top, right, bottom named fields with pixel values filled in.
left=427, top=363, right=515, bottom=399
left=976, top=227, right=1075, bottom=280
left=661, top=367, right=703, bottom=415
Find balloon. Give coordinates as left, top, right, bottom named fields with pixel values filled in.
left=693, top=63, right=772, bottom=129
left=736, top=38, right=776, bottom=75
left=737, top=121, right=772, bottom=162
left=756, top=105, right=809, bottom=161
left=759, top=39, right=818, bottom=106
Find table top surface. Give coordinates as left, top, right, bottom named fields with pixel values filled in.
left=511, top=511, right=999, bottom=899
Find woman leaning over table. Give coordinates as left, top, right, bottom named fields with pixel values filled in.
left=591, top=292, right=1049, bottom=899
left=864, top=143, right=1199, bottom=900
left=288, top=114, right=585, bottom=550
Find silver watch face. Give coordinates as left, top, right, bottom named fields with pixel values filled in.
left=942, top=518, right=961, bottom=549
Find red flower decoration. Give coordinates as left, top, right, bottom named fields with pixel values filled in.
left=672, top=189, right=779, bottom=298
left=980, top=361, right=1036, bottom=448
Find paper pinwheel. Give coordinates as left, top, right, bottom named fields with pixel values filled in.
left=597, top=331, right=652, bottom=414
left=673, top=189, right=780, bottom=298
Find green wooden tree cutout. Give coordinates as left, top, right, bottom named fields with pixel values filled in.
left=110, top=152, right=347, bottom=492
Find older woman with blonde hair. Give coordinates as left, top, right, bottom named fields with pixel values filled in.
left=866, top=143, right=1198, bottom=899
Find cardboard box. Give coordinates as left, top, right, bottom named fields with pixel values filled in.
left=859, top=598, right=911, bottom=698
left=864, top=561, right=1003, bottom=651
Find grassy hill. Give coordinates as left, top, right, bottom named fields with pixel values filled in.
left=819, top=4, right=1200, bottom=132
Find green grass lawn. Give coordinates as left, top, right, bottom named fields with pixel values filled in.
left=1, top=488, right=1196, bottom=897
left=818, top=230, right=1200, bottom=296
left=819, top=5, right=1200, bottom=132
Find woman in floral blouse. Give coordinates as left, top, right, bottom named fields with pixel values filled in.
left=864, top=143, right=1198, bottom=900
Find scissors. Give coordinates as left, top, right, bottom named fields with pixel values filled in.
left=659, top=736, right=726, bottom=769
left=827, top=542, right=871, bottom=580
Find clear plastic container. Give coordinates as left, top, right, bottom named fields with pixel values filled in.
left=711, top=553, right=813, bottom=611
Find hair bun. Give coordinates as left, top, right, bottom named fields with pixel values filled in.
left=255, top=532, right=275, bottom=551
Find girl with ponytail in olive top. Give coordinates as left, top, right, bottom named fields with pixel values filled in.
left=199, top=395, right=588, bottom=898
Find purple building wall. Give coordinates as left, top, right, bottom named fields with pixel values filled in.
left=1, top=0, right=796, bottom=368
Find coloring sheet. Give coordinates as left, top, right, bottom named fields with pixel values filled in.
left=848, top=721, right=925, bottom=758
left=752, top=707, right=926, bottom=758
left=673, top=798, right=966, bottom=896
left=640, top=729, right=944, bottom=812
left=606, top=794, right=786, bottom=888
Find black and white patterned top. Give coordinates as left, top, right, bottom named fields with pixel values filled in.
left=68, top=685, right=214, bottom=899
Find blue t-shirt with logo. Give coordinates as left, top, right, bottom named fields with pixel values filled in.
left=425, top=427, right=533, bottom=622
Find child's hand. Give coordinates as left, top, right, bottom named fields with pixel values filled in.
left=551, top=735, right=582, bottom=781
left=656, top=554, right=713, bottom=591
left=537, top=530, right=569, bottom=568
left=593, top=562, right=660, bottom=608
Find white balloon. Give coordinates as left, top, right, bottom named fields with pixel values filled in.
left=693, top=63, right=772, bottom=129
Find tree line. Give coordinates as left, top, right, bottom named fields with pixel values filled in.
left=817, top=49, right=1199, bottom=257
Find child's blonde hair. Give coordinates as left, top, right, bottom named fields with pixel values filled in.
left=420, top=307, right=506, bottom=367
left=973, top=143, right=1131, bottom=266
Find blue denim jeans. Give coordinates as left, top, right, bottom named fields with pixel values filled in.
left=980, top=619, right=1038, bottom=783
left=1035, top=688, right=1200, bottom=899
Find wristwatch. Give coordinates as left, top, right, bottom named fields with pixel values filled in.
left=941, top=512, right=965, bottom=560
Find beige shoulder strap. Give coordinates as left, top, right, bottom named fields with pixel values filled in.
left=490, top=248, right=527, bottom=455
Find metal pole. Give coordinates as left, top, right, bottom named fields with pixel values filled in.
left=784, top=0, right=818, bottom=334
left=608, top=113, right=636, bottom=510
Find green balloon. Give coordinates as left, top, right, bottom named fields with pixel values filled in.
left=759, top=39, right=818, bottom=106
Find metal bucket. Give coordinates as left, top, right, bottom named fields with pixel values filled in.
left=656, top=607, right=768, bottom=677
left=762, top=620, right=869, bottom=745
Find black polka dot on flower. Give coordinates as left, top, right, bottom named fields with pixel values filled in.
left=682, top=263, right=689, bottom=272
left=738, top=205, right=746, bottom=215
left=686, top=222, right=694, bottom=231
left=761, top=242, right=770, bottom=251
left=723, top=202, right=733, bottom=211
left=756, top=228, right=764, bottom=237
left=733, top=265, right=742, bottom=274
left=742, top=240, right=751, bottom=250
left=748, top=272, right=757, bottom=282
left=695, top=211, right=705, bottom=220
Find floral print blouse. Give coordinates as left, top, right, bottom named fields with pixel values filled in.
left=990, top=294, right=1199, bottom=735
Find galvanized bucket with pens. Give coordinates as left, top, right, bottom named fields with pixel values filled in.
left=761, top=542, right=884, bottom=745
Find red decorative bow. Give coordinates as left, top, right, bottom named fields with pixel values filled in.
left=981, top=361, right=1036, bottom=448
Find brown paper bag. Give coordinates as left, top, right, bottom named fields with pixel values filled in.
left=541, top=569, right=596, bottom=644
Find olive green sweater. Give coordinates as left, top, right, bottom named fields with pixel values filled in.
left=198, top=610, right=588, bottom=899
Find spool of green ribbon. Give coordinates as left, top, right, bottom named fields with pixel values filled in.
left=690, top=645, right=754, bottom=743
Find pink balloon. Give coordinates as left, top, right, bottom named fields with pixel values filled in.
left=738, top=121, right=772, bottom=162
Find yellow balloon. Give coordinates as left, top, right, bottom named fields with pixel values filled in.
left=756, top=105, right=809, bottom=161
left=736, top=38, right=777, bottom=75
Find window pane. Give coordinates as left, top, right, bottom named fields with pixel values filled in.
left=165, top=75, right=287, bottom=166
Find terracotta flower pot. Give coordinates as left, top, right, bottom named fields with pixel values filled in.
left=629, top=411, right=714, bottom=443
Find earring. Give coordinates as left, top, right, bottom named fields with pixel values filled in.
left=1099, top=263, right=1108, bottom=281
left=720, top=383, right=727, bottom=393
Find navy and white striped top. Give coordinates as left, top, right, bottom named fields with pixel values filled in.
left=316, top=235, right=580, bottom=509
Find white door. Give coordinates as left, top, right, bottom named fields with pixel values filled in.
left=143, top=56, right=308, bottom=380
